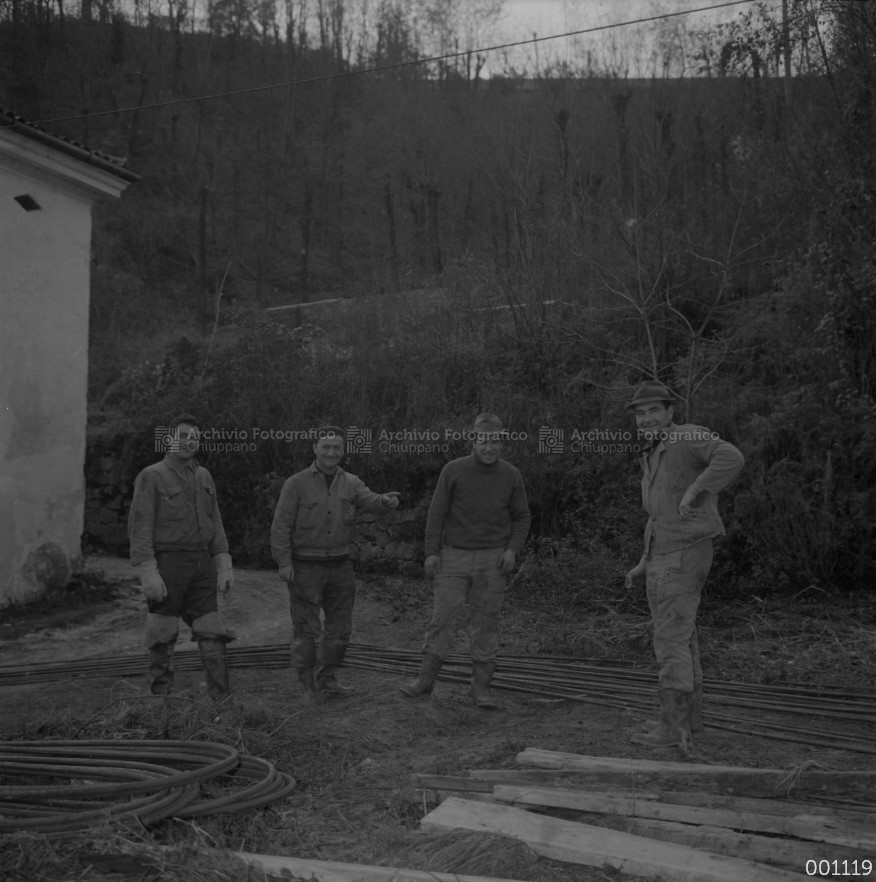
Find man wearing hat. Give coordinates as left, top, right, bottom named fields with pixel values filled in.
left=270, top=425, right=401, bottom=703
left=625, top=381, right=744, bottom=750
left=400, top=413, right=531, bottom=709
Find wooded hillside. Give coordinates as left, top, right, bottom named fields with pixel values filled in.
left=2, top=0, right=874, bottom=595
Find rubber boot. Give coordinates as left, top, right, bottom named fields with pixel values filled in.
left=637, top=685, right=703, bottom=736
left=673, top=690, right=694, bottom=752
left=691, top=683, right=704, bottom=734
left=316, top=665, right=354, bottom=698
left=469, top=660, right=498, bottom=710
left=631, top=689, right=693, bottom=750
left=197, top=638, right=230, bottom=701
left=316, top=638, right=353, bottom=698
left=399, top=653, right=443, bottom=699
left=297, top=667, right=321, bottom=705
left=147, top=641, right=176, bottom=695
left=633, top=698, right=662, bottom=735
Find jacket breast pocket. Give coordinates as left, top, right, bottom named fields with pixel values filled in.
left=159, top=486, right=186, bottom=521
left=299, top=500, right=322, bottom=530
left=341, top=496, right=357, bottom=526
left=199, top=479, right=215, bottom=516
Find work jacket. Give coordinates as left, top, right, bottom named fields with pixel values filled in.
left=128, top=456, right=229, bottom=566
left=640, top=423, right=744, bottom=555
left=270, top=463, right=390, bottom=566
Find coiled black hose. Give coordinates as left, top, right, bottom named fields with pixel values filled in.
left=0, top=739, right=295, bottom=834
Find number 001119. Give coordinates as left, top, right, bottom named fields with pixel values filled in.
left=805, top=859, right=873, bottom=877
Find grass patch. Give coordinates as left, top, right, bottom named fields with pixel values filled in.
left=0, top=831, right=273, bottom=882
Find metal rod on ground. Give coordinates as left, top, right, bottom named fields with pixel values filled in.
left=2, top=644, right=874, bottom=753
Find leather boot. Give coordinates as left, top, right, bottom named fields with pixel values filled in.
left=297, top=667, right=321, bottom=705
left=197, top=638, right=230, bottom=701
left=691, top=683, right=704, bottom=734
left=469, top=660, right=498, bottom=710
left=147, top=641, right=175, bottom=695
left=631, top=688, right=692, bottom=750
left=399, top=653, right=443, bottom=699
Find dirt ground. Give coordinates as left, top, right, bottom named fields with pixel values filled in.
left=1, top=555, right=874, bottom=882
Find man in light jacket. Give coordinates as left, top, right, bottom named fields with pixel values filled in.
left=271, top=426, right=400, bottom=704
left=625, top=382, right=744, bottom=750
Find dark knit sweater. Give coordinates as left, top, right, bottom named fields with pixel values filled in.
left=424, top=453, right=531, bottom=556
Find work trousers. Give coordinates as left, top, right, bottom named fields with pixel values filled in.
left=645, top=539, right=713, bottom=692
left=287, top=559, right=356, bottom=668
left=424, top=546, right=506, bottom=663
left=144, top=549, right=223, bottom=648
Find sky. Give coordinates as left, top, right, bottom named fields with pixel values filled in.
left=488, top=0, right=782, bottom=76
left=502, top=0, right=758, bottom=35
left=501, top=0, right=778, bottom=35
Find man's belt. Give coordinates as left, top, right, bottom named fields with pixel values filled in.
left=292, top=547, right=349, bottom=562
left=154, top=544, right=209, bottom=553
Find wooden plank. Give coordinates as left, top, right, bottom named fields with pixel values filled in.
left=421, top=797, right=810, bottom=882
left=512, top=750, right=876, bottom=801
left=619, top=817, right=876, bottom=877
left=476, top=765, right=875, bottom=802
left=666, top=790, right=876, bottom=821
left=492, top=785, right=876, bottom=850
left=412, top=774, right=494, bottom=793
left=423, top=772, right=876, bottom=824
left=516, top=748, right=755, bottom=772
left=490, top=781, right=873, bottom=820
left=472, top=773, right=876, bottom=820
left=232, top=850, right=527, bottom=882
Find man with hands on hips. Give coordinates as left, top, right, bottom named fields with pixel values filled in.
left=128, top=413, right=236, bottom=701
left=400, top=413, right=531, bottom=709
left=624, top=382, right=744, bottom=751
left=270, top=426, right=400, bottom=704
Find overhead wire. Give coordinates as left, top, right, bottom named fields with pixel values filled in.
left=23, top=0, right=758, bottom=128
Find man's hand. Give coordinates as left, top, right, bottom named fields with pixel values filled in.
left=279, top=564, right=295, bottom=584
left=137, top=560, right=167, bottom=603
left=381, top=491, right=401, bottom=509
left=498, top=548, right=516, bottom=575
left=678, top=485, right=700, bottom=516
left=214, top=552, right=235, bottom=596
left=424, top=554, right=440, bottom=580
left=625, top=558, right=646, bottom=590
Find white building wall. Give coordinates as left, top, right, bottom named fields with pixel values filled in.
left=0, top=128, right=133, bottom=606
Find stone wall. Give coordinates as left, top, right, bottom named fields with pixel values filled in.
left=83, top=447, right=134, bottom=552
left=354, top=510, right=420, bottom=565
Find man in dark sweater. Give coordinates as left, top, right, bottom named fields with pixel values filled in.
left=400, top=413, right=531, bottom=708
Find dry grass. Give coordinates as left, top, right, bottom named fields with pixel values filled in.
left=699, top=598, right=876, bottom=687
left=502, top=571, right=876, bottom=689
left=393, top=829, right=541, bottom=876
left=2, top=561, right=874, bottom=882
left=0, top=829, right=274, bottom=882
